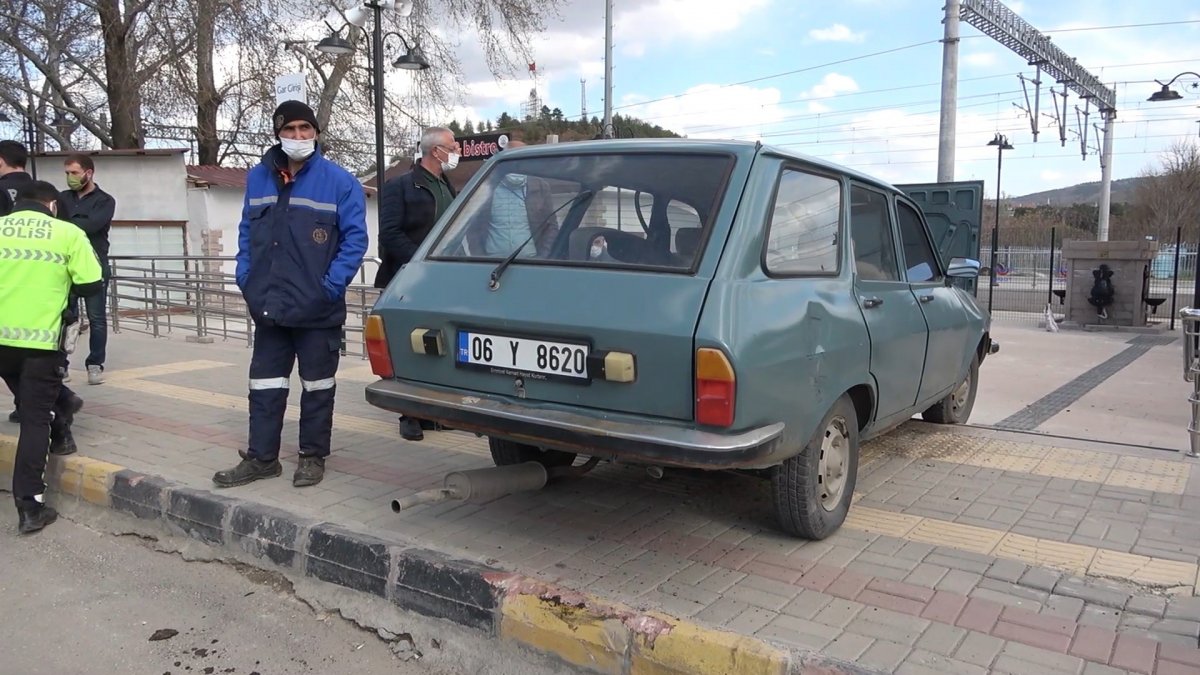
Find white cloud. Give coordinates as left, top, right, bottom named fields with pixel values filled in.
left=808, top=24, right=865, bottom=43
left=1040, top=169, right=1063, bottom=181
left=620, top=84, right=785, bottom=139
left=615, top=0, right=771, bottom=56
left=803, top=73, right=860, bottom=99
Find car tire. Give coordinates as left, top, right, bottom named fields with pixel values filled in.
left=772, top=394, right=859, bottom=540
left=921, top=354, right=979, bottom=425
left=488, top=437, right=577, bottom=469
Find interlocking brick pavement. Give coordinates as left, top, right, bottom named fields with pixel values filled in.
left=10, top=330, right=1197, bottom=674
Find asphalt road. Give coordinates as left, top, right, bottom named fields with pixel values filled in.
left=0, top=502, right=556, bottom=675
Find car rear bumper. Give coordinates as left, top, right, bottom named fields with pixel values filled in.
left=364, top=378, right=787, bottom=470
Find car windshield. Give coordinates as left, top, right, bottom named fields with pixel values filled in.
left=427, top=152, right=735, bottom=272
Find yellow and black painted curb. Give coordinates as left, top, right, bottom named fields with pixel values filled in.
left=0, top=437, right=876, bottom=675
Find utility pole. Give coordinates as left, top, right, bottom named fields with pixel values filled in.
left=603, top=0, right=614, bottom=138
left=937, top=0, right=961, bottom=182
left=1096, top=111, right=1115, bottom=241
left=581, top=79, right=587, bottom=122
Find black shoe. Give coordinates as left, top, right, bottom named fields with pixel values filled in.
left=293, top=456, right=326, bottom=487
left=399, top=417, right=424, bottom=441
left=17, top=502, right=58, bottom=534
left=61, top=393, right=83, bottom=425
left=212, top=458, right=282, bottom=488
left=7, top=409, right=17, bottom=423
left=49, top=432, right=77, bottom=456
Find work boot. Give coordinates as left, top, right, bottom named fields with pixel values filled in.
left=399, top=416, right=424, bottom=441
left=17, top=501, right=58, bottom=534
left=61, top=392, right=84, bottom=426
left=87, top=365, right=105, bottom=385
left=49, top=427, right=77, bottom=456
left=7, top=409, right=17, bottom=423
left=212, top=458, right=282, bottom=488
left=293, top=456, right=326, bottom=487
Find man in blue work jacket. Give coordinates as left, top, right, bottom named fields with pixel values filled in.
left=213, top=101, right=368, bottom=489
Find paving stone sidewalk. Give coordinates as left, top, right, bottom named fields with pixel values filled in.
left=17, top=331, right=1200, bottom=675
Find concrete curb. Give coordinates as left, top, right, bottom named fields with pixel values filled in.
left=0, top=438, right=877, bottom=675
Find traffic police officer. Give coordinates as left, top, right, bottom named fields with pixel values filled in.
left=0, top=180, right=102, bottom=533
left=213, top=100, right=367, bottom=489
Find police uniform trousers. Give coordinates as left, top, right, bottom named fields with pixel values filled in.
left=247, top=323, right=340, bottom=461
left=0, top=346, right=65, bottom=503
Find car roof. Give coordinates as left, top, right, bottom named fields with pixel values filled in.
left=496, top=138, right=903, bottom=196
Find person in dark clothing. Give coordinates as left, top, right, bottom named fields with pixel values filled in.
left=59, top=154, right=116, bottom=386
left=0, top=141, right=83, bottom=444
left=374, top=126, right=461, bottom=442
left=0, top=180, right=104, bottom=534
left=211, top=100, right=368, bottom=490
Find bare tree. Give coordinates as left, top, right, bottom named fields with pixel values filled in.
left=1130, top=140, right=1200, bottom=242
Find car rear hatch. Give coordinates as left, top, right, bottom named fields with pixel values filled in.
left=373, top=147, right=748, bottom=422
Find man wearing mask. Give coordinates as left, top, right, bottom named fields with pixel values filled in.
left=59, top=154, right=116, bottom=386
left=0, top=180, right=103, bottom=533
left=212, top=100, right=367, bottom=489
left=464, top=139, right=560, bottom=259
left=374, top=126, right=460, bottom=441
left=1, top=141, right=83, bottom=442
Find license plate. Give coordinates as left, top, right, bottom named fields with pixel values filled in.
left=456, top=330, right=590, bottom=383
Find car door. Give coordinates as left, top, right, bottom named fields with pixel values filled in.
left=850, top=184, right=928, bottom=421
left=894, top=198, right=972, bottom=404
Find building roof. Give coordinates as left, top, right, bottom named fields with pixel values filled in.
left=40, top=148, right=189, bottom=157
left=186, top=165, right=251, bottom=189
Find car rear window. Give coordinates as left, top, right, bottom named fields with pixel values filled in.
left=427, top=152, right=735, bottom=272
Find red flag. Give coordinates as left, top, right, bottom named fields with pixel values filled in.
left=528, top=62, right=536, bottom=72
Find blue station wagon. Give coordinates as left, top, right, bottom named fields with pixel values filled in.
left=365, top=139, right=998, bottom=539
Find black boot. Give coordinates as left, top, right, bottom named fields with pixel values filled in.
left=293, top=456, right=325, bottom=487
left=212, top=457, right=282, bottom=488
left=399, top=416, right=424, bottom=441
left=49, top=427, right=77, bottom=456
left=7, top=408, right=17, bottom=423
left=17, top=501, right=58, bottom=534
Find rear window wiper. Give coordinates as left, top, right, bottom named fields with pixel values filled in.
left=488, top=189, right=594, bottom=291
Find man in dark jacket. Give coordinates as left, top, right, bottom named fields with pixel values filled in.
left=59, top=153, right=116, bottom=385
left=212, top=101, right=368, bottom=489
left=374, top=126, right=460, bottom=441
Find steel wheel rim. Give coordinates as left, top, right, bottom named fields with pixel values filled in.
left=817, top=416, right=850, bottom=511
left=952, top=371, right=972, bottom=412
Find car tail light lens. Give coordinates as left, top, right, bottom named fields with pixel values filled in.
left=365, top=315, right=394, bottom=378
left=696, top=347, right=735, bottom=427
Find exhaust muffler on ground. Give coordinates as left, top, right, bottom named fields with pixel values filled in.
left=390, top=457, right=603, bottom=512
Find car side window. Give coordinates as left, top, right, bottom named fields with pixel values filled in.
left=849, top=186, right=899, bottom=281
left=764, top=169, right=841, bottom=274
left=896, top=201, right=942, bottom=283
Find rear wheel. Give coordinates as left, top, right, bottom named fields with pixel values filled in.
left=772, top=395, right=859, bottom=540
left=922, top=354, right=979, bottom=424
left=488, top=437, right=577, bottom=469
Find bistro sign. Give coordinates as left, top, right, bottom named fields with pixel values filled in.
left=456, top=132, right=510, bottom=162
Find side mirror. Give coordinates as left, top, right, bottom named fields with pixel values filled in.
left=946, top=257, right=981, bottom=279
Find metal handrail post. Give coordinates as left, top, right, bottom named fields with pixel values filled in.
left=1179, top=308, right=1200, bottom=458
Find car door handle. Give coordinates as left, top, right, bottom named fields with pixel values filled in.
left=861, top=297, right=884, bottom=309
left=919, top=294, right=935, bottom=303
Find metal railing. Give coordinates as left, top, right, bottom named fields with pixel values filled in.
left=106, top=255, right=382, bottom=357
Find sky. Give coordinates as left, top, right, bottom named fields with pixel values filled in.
left=435, top=0, right=1200, bottom=199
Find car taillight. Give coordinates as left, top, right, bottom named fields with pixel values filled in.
left=365, top=315, right=394, bottom=378
left=696, top=347, right=735, bottom=427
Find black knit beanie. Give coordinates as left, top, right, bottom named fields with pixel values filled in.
left=272, top=100, right=321, bottom=138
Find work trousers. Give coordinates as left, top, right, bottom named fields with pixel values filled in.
left=247, top=323, right=341, bottom=462
left=0, top=346, right=65, bottom=503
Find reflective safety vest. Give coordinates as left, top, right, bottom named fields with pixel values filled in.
left=0, top=208, right=102, bottom=351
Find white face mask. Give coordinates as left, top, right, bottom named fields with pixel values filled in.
left=441, top=150, right=460, bottom=172
left=281, top=137, right=315, bottom=161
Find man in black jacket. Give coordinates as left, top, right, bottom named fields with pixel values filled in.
left=59, top=153, right=116, bottom=386
left=374, top=126, right=460, bottom=441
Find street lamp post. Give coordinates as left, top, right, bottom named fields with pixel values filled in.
left=985, top=133, right=1013, bottom=314
left=316, top=0, right=428, bottom=225
left=1147, top=71, right=1200, bottom=313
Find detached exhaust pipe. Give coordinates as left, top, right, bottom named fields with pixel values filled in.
left=390, top=456, right=604, bottom=513
left=391, top=462, right=549, bottom=512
